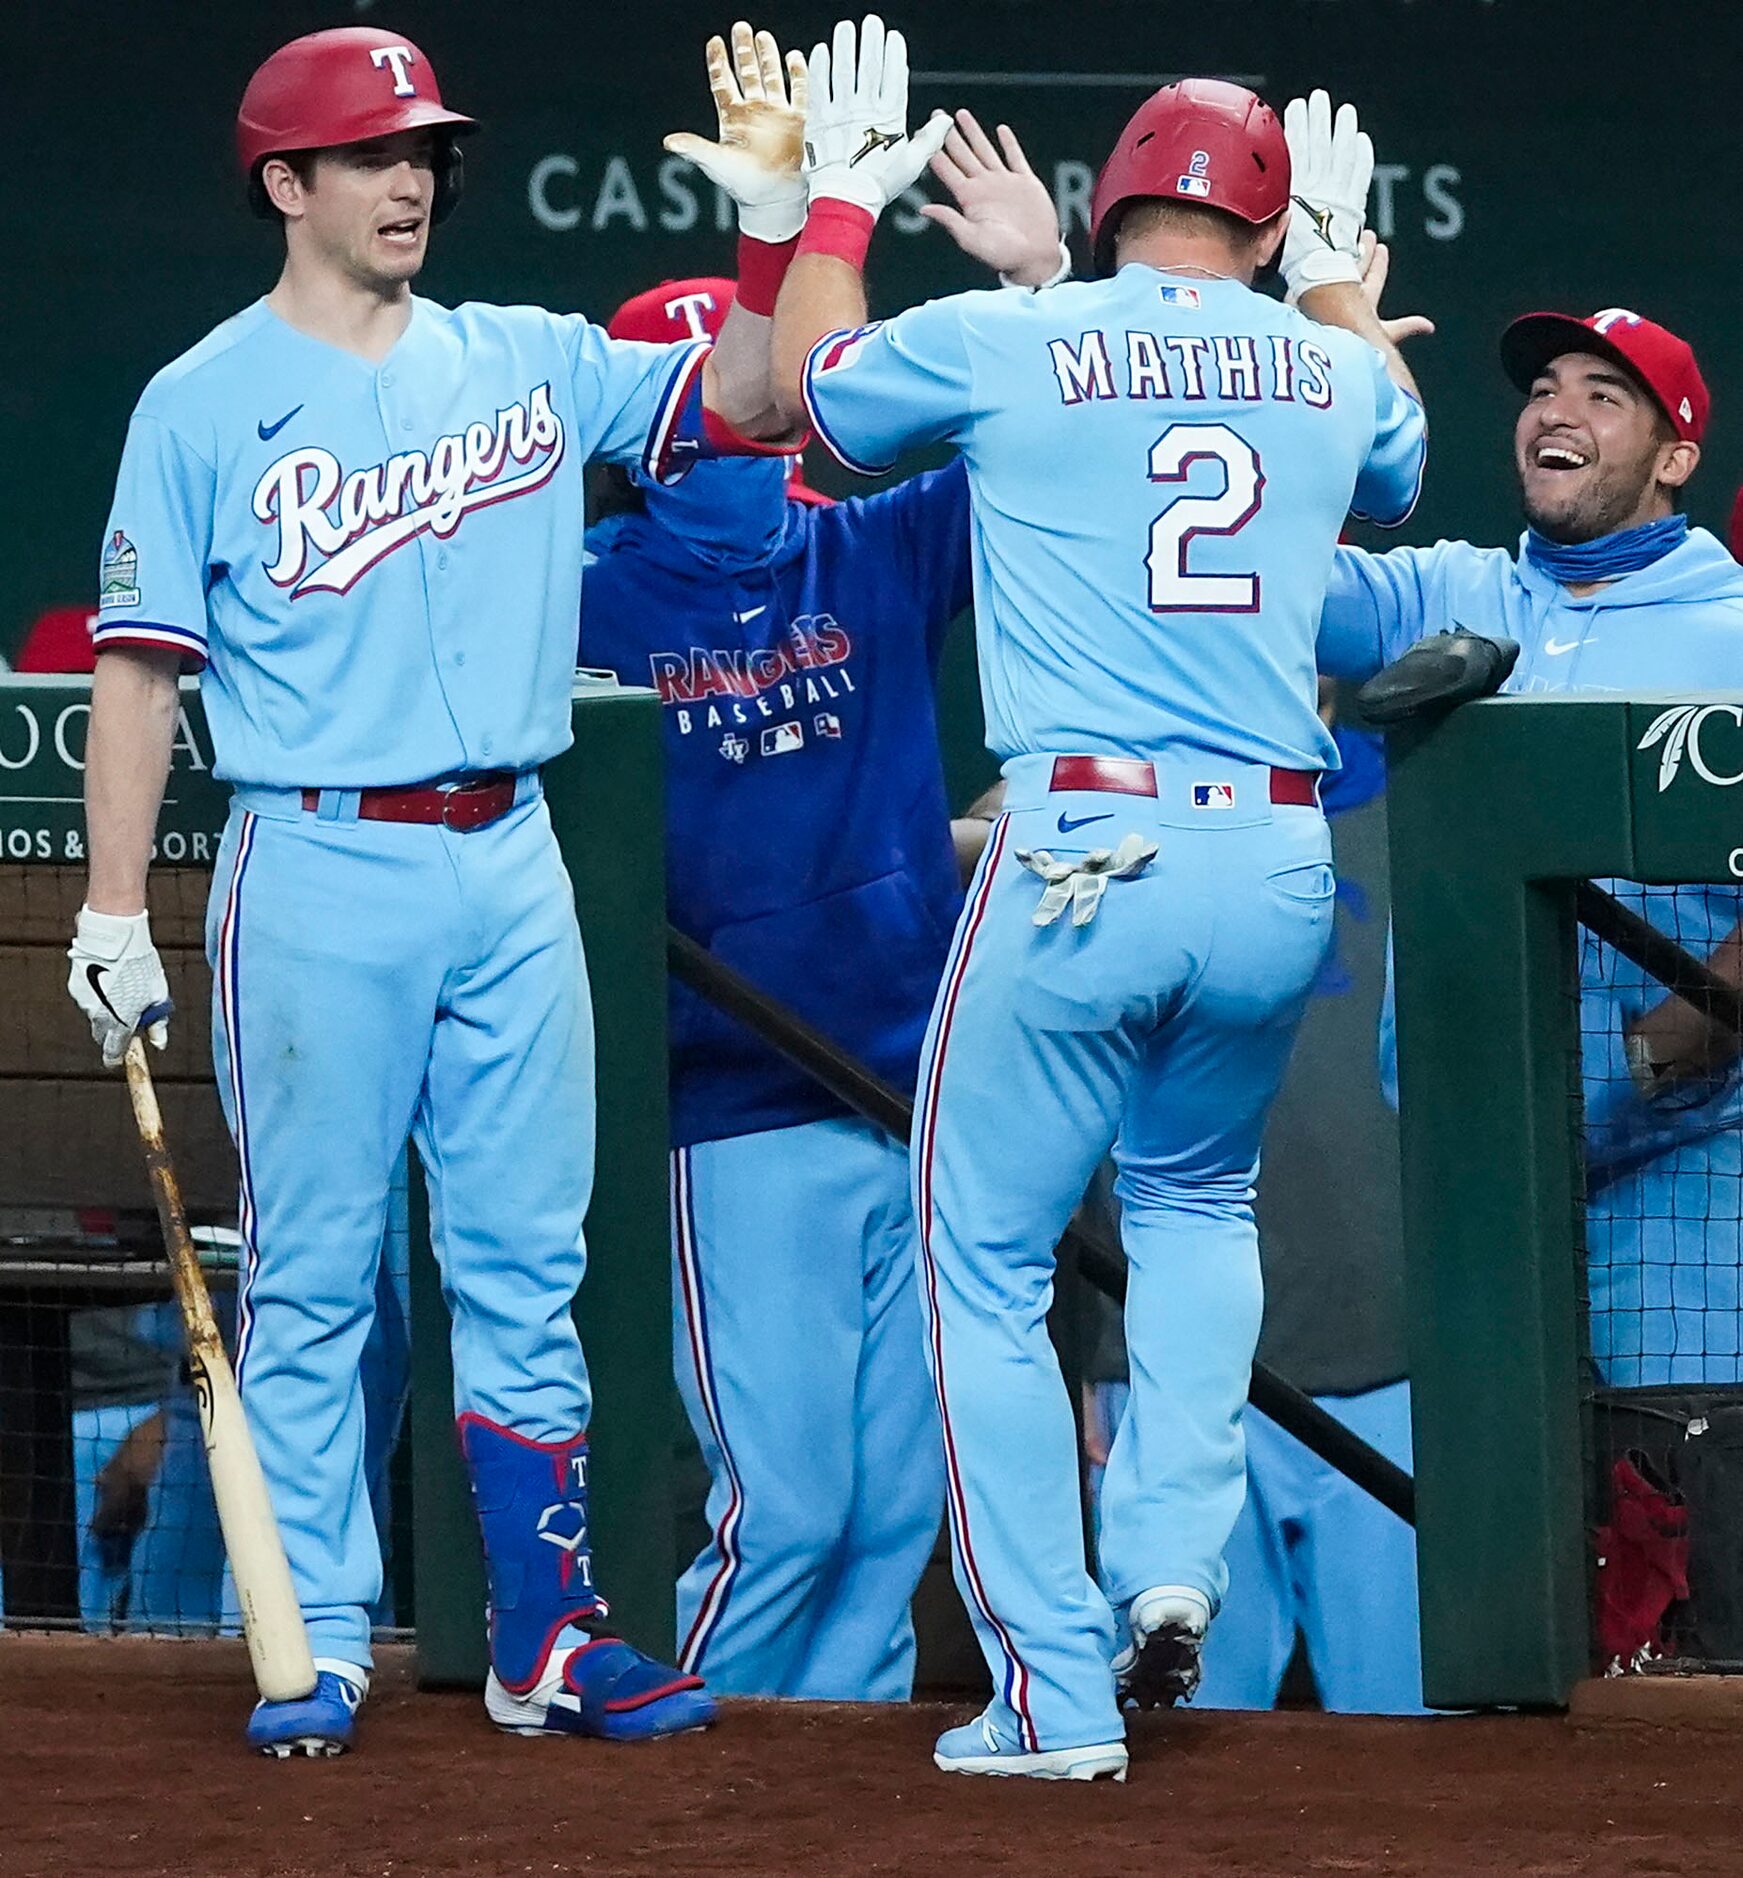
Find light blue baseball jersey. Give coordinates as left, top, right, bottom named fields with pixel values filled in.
left=802, top=267, right=1425, bottom=773
left=94, top=296, right=706, bottom=786
left=1320, top=527, right=1743, bottom=1173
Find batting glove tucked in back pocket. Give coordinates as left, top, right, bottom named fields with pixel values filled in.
left=68, top=906, right=172, bottom=1068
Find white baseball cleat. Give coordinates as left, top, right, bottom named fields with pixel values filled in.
left=933, top=1709, right=1128, bottom=1782
left=1113, top=1585, right=1212, bottom=1709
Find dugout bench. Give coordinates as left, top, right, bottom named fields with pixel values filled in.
left=1390, top=692, right=1743, bottom=1709
left=0, top=675, right=679, bottom=1671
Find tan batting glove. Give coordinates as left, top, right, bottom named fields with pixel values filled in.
left=1015, top=834, right=1159, bottom=929
left=68, top=906, right=172, bottom=1068
left=664, top=21, right=809, bottom=244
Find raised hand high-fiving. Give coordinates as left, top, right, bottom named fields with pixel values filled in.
left=802, top=15, right=951, bottom=220
left=664, top=20, right=809, bottom=243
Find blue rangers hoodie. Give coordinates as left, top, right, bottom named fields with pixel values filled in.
left=581, top=454, right=972, bottom=1147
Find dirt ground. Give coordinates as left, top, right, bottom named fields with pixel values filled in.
left=6, top=1636, right=1742, bottom=1878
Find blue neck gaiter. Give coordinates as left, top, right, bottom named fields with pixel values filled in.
left=634, top=455, right=790, bottom=574
left=1524, top=514, right=1689, bottom=585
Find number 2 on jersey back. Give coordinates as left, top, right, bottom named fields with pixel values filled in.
left=1145, top=422, right=1264, bottom=614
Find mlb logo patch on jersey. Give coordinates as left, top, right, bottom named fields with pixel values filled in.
left=762, top=722, right=804, bottom=756
left=100, top=530, right=140, bottom=609
left=814, top=712, right=842, bottom=739
left=1192, top=782, right=1235, bottom=809
left=1157, top=284, right=1202, bottom=310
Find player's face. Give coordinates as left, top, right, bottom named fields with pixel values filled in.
left=297, top=130, right=440, bottom=291
left=1515, top=354, right=1676, bottom=543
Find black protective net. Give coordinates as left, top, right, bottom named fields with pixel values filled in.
left=0, top=865, right=412, bottom=1636
left=1578, top=874, right=1743, bottom=1674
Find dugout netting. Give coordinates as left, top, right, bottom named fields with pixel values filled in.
left=1387, top=692, right=1743, bottom=1709
left=0, top=861, right=415, bottom=1639
left=1578, top=877, right=1743, bottom=1675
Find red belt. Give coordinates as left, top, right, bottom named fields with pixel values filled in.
left=1048, top=755, right=1319, bottom=807
left=299, top=771, right=519, bottom=832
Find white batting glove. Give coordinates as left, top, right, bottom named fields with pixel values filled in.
left=68, top=906, right=171, bottom=1068
left=663, top=21, right=810, bottom=243
left=1280, top=90, right=1373, bottom=298
left=803, top=15, right=951, bottom=220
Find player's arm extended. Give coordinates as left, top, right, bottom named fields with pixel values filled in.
left=85, top=646, right=181, bottom=914
left=666, top=23, right=812, bottom=440
left=1281, top=93, right=1424, bottom=401
left=771, top=16, right=951, bottom=430
left=1300, top=281, right=1421, bottom=403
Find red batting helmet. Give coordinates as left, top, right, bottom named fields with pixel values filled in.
left=1089, top=79, right=1290, bottom=272
left=237, top=28, right=476, bottom=223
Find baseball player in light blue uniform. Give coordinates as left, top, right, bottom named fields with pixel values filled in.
left=1322, top=306, right=1743, bottom=1390
left=772, top=45, right=1425, bottom=1778
left=583, top=128, right=1067, bottom=1703
left=70, top=23, right=806, bottom=1756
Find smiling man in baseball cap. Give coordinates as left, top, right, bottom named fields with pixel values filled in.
left=1319, top=300, right=1743, bottom=1393
left=1499, top=307, right=1707, bottom=556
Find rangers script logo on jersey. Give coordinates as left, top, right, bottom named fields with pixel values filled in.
left=251, top=383, right=566, bottom=597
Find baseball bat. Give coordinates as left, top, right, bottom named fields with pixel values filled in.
left=123, top=1035, right=318, bottom=1703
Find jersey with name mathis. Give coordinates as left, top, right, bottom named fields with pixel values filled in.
left=802, top=267, right=1425, bottom=774
left=94, top=296, right=704, bottom=787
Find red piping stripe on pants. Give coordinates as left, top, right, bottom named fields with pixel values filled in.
left=672, top=1146, right=747, bottom=1672
left=913, top=816, right=1041, bottom=1752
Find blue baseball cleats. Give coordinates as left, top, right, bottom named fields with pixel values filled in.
left=246, top=1663, right=367, bottom=1758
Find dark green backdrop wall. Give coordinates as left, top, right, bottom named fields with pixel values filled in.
left=7, top=1, right=1741, bottom=798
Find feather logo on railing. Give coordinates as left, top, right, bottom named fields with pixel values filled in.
left=1638, top=704, right=1743, bottom=791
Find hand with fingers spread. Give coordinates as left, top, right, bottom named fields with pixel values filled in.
left=923, top=110, right=1067, bottom=288
left=665, top=20, right=810, bottom=243
left=1280, top=89, right=1373, bottom=298
left=803, top=15, right=951, bottom=221
left=1357, top=229, right=1435, bottom=348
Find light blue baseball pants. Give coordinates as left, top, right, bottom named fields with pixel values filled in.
left=672, top=1115, right=943, bottom=1698
left=206, top=783, right=593, bottom=1668
left=912, top=752, right=1335, bottom=1751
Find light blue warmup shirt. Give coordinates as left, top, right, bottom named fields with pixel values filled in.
left=802, top=266, right=1425, bottom=774
left=1319, top=527, right=1743, bottom=1174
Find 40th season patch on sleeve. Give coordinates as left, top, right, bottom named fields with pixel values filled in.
left=100, top=529, right=141, bottom=608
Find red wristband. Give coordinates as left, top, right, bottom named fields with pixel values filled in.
left=796, top=199, right=875, bottom=272
left=735, top=231, right=799, bottom=317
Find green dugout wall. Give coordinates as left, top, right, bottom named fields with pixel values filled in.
left=0, top=675, right=676, bottom=1679
left=1389, top=693, right=1743, bottom=1710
